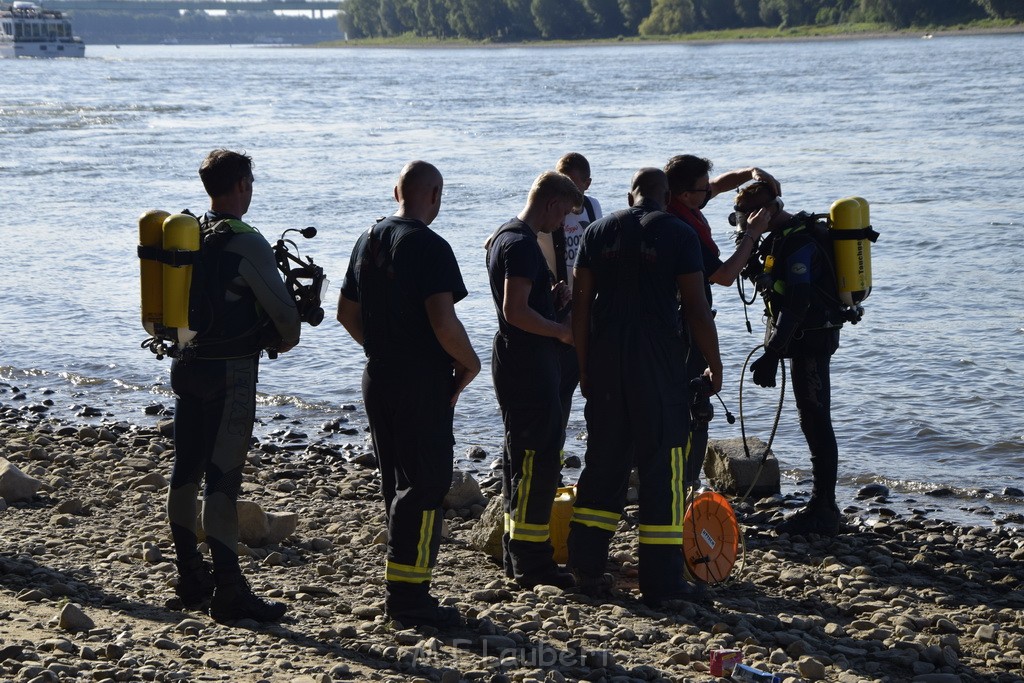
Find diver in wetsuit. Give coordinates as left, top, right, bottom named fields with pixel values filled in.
left=167, top=149, right=300, bottom=623
left=736, top=181, right=845, bottom=537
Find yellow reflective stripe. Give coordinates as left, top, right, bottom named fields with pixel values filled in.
left=503, top=511, right=511, bottom=534
left=639, top=524, right=684, bottom=545
left=517, top=449, right=536, bottom=524
left=673, top=440, right=691, bottom=528
left=571, top=506, right=620, bottom=532
left=509, top=519, right=550, bottom=541
left=385, top=560, right=432, bottom=584
left=416, top=509, right=435, bottom=568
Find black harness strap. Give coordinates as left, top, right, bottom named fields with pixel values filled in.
left=136, top=244, right=199, bottom=267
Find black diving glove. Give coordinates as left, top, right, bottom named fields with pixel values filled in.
left=750, top=351, right=780, bottom=388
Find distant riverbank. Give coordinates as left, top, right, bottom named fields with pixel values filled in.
left=317, top=20, right=1023, bottom=49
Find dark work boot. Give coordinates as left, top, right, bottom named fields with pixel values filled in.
left=776, top=498, right=841, bottom=537
left=385, top=582, right=461, bottom=629
left=570, top=570, right=614, bottom=599
left=173, top=555, right=215, bottom=611
left=210, top=571, right=286, bottom=624
left=638, top=544, right=707, bottom=608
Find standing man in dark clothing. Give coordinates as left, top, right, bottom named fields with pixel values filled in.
left=536, top=153, right=604, bottom=461
left=734, top=181, right=845, bottom=537
left=168, top=149, right=300, bottom=624
left=486, top=171, right=583, bottom=589
left=337, top=160, right=480, bottom=628
left=567, top=168, right=723, bottom=608
left=664, top=155, right=779, bottom=490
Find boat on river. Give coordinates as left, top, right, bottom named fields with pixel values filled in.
left=1, top=1, right=84, bottom=58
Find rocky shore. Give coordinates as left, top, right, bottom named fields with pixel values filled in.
left=1, top=386, right=1022, bottom=683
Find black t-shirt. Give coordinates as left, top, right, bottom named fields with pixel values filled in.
left=341, top=216, right=467, bottom=369
left=486, top=218, right=555, bottom=345
left=576, top=203, right=704, bottom=333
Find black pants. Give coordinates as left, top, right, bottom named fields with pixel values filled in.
left=556, top=341, right=580, bottom=455
left=789, top=353, right=838, bottom=503
left=568, top=325, right=691, bottom=598
left=363, top=360, right=455, bottom=609
left=684, top=344, right=708, bottom=488
left=168, top=355, right=258, bottom=574
left=492, top=334, right=563, bottom=579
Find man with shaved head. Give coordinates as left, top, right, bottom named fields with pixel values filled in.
left=567, top=167, right=722, bottom=608
left=338, top=160, right=480, bottom=628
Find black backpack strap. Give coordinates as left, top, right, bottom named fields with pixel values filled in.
left=551, top=226, right=568, bottom=284
left=582, top=196, right=596, bottom=224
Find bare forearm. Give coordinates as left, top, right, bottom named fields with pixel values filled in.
left=505, top=305, right=567, bottom=340
left=434, top=318, right=481, bottom=373
left=336, top=296, right=364, bottom=346
left=711, top=232, right=760, bottom=286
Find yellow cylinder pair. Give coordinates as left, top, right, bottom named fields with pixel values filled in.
left=138, top=210, right=199, bottom=345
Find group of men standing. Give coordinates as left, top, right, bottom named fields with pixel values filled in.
left=168, top=148, right=844, bottom=628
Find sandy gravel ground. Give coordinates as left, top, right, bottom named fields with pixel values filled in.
left=1, top=389, right=1022, bottom=683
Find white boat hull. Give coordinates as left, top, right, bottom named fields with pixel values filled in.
left=0, top=40, right=84, bottom=57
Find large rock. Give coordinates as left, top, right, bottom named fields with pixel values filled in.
left=468, top=495, right=504, bottom=562
left=196, top=499, right=296, bottom=548
left=57, top=603, right=94, bottom=632
left=0, top=458, right=41, bottom=503
left=444, top=470, right=486, bottom=510
left=236, top=500, right=271, bottom=546
left=704, top=437, right=780, bottom=498
left=266, top=511, right=298, bottom=544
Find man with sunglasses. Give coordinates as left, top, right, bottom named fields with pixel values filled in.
left=663, top=155, right=780, bottom=494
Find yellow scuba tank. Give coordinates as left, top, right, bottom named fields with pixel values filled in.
left=161, top=212, right=201, bottom=346
left=829, top=196, right=872, bottom=306
left=138, top=209, right=169, bottom=336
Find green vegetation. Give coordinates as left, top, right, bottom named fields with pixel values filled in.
left=338, top=0, right=1023, bottom=41
left=69, top=9, right=341, bottom=45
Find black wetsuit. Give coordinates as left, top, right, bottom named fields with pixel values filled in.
left=487, top=218, right=563, bottom=581
left=341, top=216, right=466, bottom=613
left=754, top=213, right=843, bottom=504
left=567, top=202, right=704, bottom=600
left=168, top=213, right=300, bottom=575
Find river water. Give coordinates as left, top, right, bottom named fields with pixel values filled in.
left=1, top=36, right=1022, bottom=527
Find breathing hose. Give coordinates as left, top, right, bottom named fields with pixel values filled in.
left=717, top=343, right=787, bottom=583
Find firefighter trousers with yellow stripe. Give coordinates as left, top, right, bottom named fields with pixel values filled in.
left=568, top=323, right=691, bottom=598
left=492, top=333, right=564, bottom=580
left=363, top=360, right=454, bottom=609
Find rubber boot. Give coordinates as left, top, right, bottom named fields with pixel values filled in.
left=210, top=570, right=286, bottom=624
left=173, top=555, right=215, bottom=610
left=776, top=497, right=841, bottom=537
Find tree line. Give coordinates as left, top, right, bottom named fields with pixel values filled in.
left=70, top=10, right=341, bottom=45
left=340, top=0, right=1023, bottom=40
